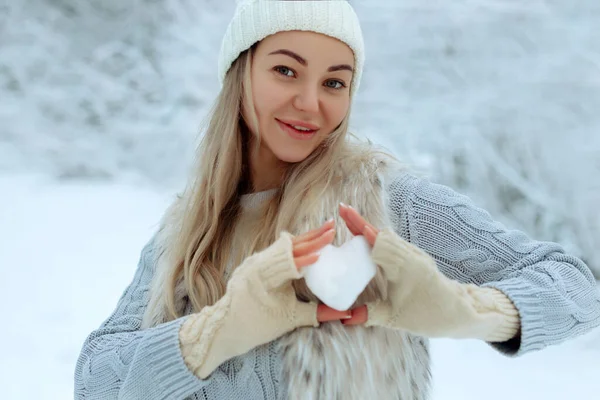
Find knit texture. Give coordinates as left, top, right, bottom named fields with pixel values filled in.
left=366, top=228, right=521, bottom=342
left=74, top=172, right=600, bottom=399
left=218, top=0, right=365, bottom=93
left=179, top=231, right=319, bottom=379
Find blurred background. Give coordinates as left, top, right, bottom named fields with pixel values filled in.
left=1, top=0, right=599, bottom=399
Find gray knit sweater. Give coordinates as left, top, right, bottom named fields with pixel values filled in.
left=74, top=173, right=600, bottom=399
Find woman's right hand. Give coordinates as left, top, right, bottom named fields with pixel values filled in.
left=179, top=220, right=350, bottom=379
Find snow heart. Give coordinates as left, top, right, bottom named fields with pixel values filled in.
left=302, top=235, right=377, bottom=311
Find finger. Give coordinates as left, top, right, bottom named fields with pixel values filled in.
left=293, top=228, right=335, bottom=258
left=341, top=305, right=368, bottom=326
left=347, top=206, right=380, bottom=236
left=341, top=204, right=380, bottom=238
left=344, top=206, right=371, bottom=234
left=292, top=221, right=331, bottom=245
left=363, top=225, right=378, bottom=247
left=294, top=253, right=319, bottom=269
left=292, top=219, right=335, bottom=244
left=339, top=203, right=362, bottom=235
left=317, top=304, right=352, bottom=322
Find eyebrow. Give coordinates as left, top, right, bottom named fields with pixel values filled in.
left=268, top=49, right=354, bottom=73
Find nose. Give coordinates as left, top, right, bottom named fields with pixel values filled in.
left=293, top=84, right=320, bottom=114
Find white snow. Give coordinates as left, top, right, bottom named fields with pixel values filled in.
left=1, top=175, right=598, bottom=399
left=303, top=235, right=377, bottom=312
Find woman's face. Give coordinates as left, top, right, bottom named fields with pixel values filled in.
left=244, top=30, right=355, bottom=163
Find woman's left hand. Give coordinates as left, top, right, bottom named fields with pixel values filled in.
left=338, top=203, right=375, bottom=325
left=338, top=203, right=519, bottom=341
left=339, top=202, right=379, bottom=247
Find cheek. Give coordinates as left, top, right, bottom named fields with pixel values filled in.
left=252, top=79, right=286, bottom=123
left=324, top=98, right=350, bottom=132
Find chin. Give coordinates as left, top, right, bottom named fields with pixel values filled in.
left=273, top=148, right=313, bottom=164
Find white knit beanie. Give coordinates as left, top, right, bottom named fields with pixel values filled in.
left=218, top=0, right=365, bottom=94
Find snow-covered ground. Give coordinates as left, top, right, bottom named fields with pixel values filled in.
left=1, top=174, right=598, bottom=399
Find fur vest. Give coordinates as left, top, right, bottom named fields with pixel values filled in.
left=143, top=147, right=431, bottom=399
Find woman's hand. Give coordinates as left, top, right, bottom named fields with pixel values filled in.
left=338, top=203, right=379, bottom=246
left=180, top=219, right=353, bottom=379
left=338, top=203, right=375, bottom=325
left=338, top=203, right=519, bottom=340
left=293, top=219, right=354, bottom=322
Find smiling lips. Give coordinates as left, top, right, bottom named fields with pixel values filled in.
left=276, top=118, right=319, bottom=139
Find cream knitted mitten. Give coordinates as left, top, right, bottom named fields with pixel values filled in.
left=366, top=229, right=520, bottom=342
left=179, top=232, right=319, bottom=379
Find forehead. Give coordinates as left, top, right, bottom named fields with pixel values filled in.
left=255, top=30, right=355, bottom=66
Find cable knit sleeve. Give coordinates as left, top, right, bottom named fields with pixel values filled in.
left=385, top=172, right=600, bottom=356
left=74, top=238, right=208, bottom=399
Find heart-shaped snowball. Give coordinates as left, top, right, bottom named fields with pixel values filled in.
left=301, top=235, right=377, bottom=311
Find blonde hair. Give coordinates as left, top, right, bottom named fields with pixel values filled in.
left=156, top=45, right=389, bottom=321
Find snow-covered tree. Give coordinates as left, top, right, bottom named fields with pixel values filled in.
left=1, top=0, right=598, bottom=275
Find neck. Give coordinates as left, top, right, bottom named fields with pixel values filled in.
left=248, top=140, right=287, bottom=193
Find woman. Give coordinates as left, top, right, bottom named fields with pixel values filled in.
left=74, top=1, right=600, bottom=399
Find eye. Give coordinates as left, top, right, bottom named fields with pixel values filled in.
left=274, top=66, right=295, bottom=78
left=324, top=79, right=346, bottom=90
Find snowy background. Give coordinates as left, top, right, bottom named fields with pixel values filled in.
left=1, top=0, right=599, bottom=399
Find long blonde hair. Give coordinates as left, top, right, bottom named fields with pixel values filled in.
left=154, top=45, right=390, bottom=321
